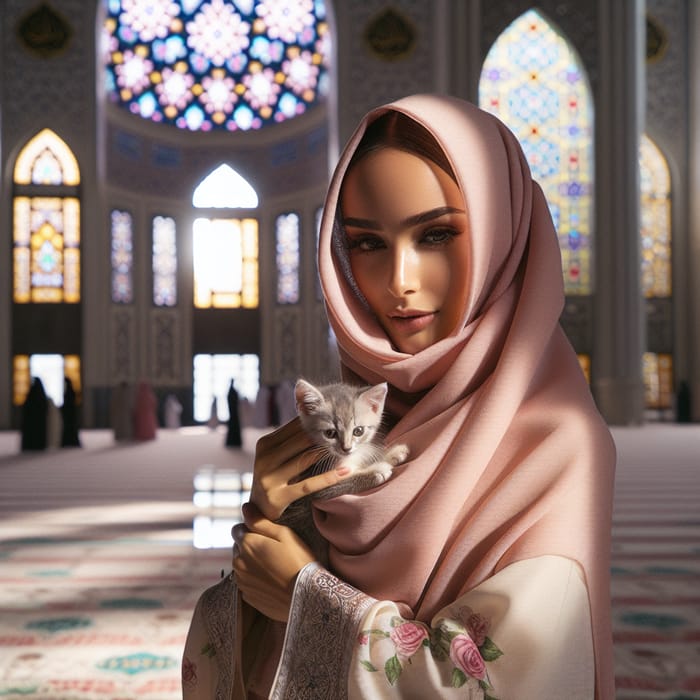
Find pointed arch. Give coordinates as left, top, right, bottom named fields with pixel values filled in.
left=13, top=130, right=81, bottom=303
left=478, top=8, right=594, bottom=296
left=192, top=163, right=259, bottom=208
left=14, top=128, right=80, bottom=186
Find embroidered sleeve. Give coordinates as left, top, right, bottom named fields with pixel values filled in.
left=270, top=562, right=377, bottom=700
left=349, top=555, right=595, bottom=700
left=270, top=556, right=594, bottom=699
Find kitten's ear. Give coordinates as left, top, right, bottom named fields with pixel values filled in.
left=295, top=379, right=324, bottom=415
left=359, top=382, right=388, bottom=415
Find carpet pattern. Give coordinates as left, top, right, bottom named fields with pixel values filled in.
left=0, top=425, right=699, bottom=699
left=0, top=537, right=219, bottom=697
left=611, top=426, right=700, bottom=700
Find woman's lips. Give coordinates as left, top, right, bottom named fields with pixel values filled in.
left=387, top=311, right=436, bottom=334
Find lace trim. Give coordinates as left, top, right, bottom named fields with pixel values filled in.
left=271, top=563, right=376, bottom=699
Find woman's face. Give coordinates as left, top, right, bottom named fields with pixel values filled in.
left=340, top=147, right=470, bottom=354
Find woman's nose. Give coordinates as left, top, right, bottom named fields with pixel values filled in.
left=388, top=245, right=418, bottom=297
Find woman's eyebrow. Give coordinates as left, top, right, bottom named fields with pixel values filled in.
left=343, top=206, right=465, bottom=230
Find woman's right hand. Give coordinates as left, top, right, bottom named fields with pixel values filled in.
left=250, top=417, right=348, bottom=520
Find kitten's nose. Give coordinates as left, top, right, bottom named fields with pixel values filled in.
left=340, top=444, right=353, bottom=454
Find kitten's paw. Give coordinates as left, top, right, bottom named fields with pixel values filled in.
left=372, top=464, right=393, bottom=484
left=386, top=443, right=409, bottom=466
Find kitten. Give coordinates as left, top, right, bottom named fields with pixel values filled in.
left=278, top=379, right=409, bottom=564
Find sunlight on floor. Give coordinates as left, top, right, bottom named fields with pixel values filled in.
left=192, top=466, right=253, bottom=549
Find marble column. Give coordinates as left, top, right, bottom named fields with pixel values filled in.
left=592, top=0, right=646, bottom=425
left=688, top=0, right=700, bottom=420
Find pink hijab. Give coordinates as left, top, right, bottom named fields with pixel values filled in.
left=317, top=95, right=616, bottom=698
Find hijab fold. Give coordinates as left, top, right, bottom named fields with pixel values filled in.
left=316, top=95, right=616, bottom=699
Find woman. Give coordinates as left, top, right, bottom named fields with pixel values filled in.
left=183, top=94, right=616, bottom=699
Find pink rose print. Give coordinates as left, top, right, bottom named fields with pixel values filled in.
left=182, top=656, right=197, bottom=686
left=450, top=634, right=486, bottom=680
left=466, top=612, right=490, bottom=647
left=357, top=632, right=369, bottom=645
left=390, top=622, right=428, bottom=658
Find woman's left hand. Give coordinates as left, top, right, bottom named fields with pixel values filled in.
left=231, top=502, right=315, bottom=622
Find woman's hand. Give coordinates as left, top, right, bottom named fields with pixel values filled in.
left=251, top=417, right=348, bottom=520
left=232, top=502, right=315, bottom=622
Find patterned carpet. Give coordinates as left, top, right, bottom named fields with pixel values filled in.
left=0, top=424, right=698, bottom=699
left=610, top=426, right=700, bottom=700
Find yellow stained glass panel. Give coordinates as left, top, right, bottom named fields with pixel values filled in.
left=193, top=218, right=259, bottom=309
left=640, top=134, right=671, bottom=298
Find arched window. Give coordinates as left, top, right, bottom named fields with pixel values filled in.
left=103, top=0, right=331, bottom=132
left=110, top=208, right=134, bottom=303
left=192, top=164, right=258, bottom=308
left=640, top=134, right=673, bottom=411
left=13, top=129, right=81, bottom=303
left=153, top=215, right=178, bottom=306
left=640, top=134, right=671, bottom=298
left=479, top=9, right=594, bottom=296
left=275, top=211, right=300, bottom=304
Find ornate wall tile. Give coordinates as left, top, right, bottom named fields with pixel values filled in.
left=3, top=0, right=92, bottom=146
left=150, top=310, right=181, bottom=385
left=110, top=307, right=135, bottom=382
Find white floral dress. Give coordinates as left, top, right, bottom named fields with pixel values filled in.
left=183, top=554, right=594, bottom=699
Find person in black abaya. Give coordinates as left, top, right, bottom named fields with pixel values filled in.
left=61, top=376, right=81, bottom=447
left=225, top=379, right=242, bottom=447
left=21, top=377, right=48, bottom=451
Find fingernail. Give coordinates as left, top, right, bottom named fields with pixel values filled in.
left=336, top=466, right=350, bottom=477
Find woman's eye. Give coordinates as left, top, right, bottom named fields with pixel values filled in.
left=353, top=426, right=364, bottom=437
left=423, top=228, right=457, bottom=246
left=348, top=235, right=384, bottom=252
left=324, top=429, right=337, bottom=439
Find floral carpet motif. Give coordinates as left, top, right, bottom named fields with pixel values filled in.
left=0, top=535, right=227, bottom=699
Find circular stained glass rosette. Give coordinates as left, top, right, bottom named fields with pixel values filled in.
left=104, top=0, right=331, bottom=132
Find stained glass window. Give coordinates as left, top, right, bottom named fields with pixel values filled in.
left=14, top=128, right=80, bottom=186
left=643, top=352, right=673, bottom=410
left=103, top=0, right=331, bottom=132
left=192, top=164, right=259, bottom=308
left=640, top=134, right=671, bottom=298
left=153, top=215, right=178, bottom=306
left=276, top=212, right=300, bottom=303
left=13, top=130, right=81, bottom=304
left=111, top=209, right=134, bottom=303
left=479, top=9, right=594, bottom=295
left=14, top=197, right=81, bottom=304
left=193, top=217, right=258, bottom=308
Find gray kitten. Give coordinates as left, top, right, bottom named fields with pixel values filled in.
left=278, top=379, right=409, bottom=564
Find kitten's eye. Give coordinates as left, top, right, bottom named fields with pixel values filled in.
left=324, top=429, right=337, bottom=439
left=353, top=427, right=364, bottom=437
